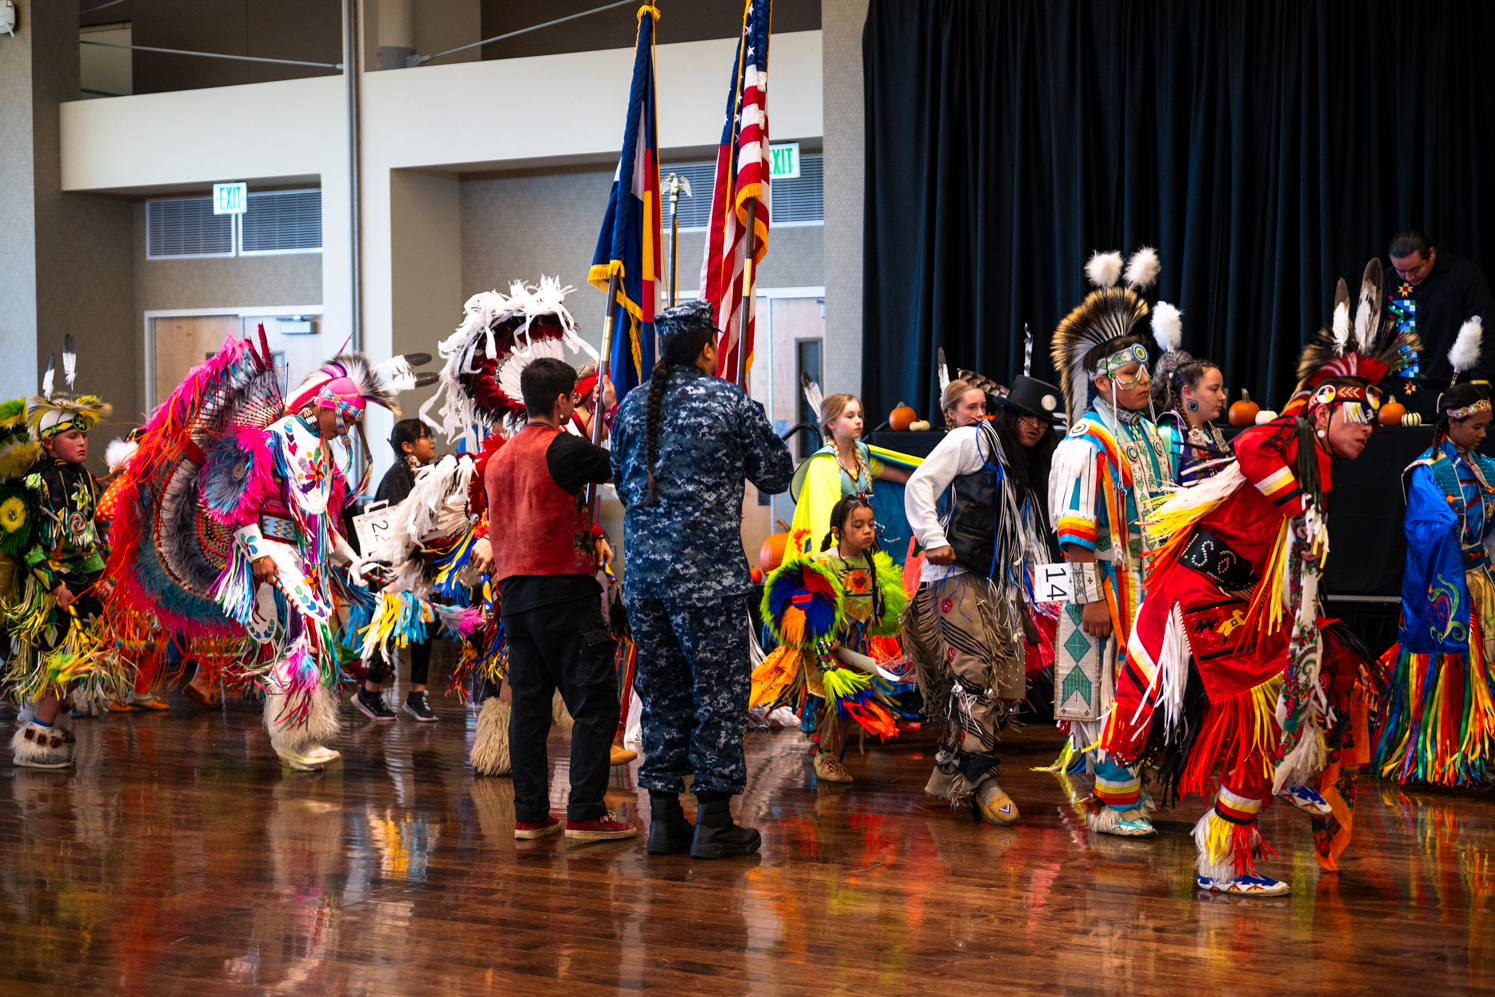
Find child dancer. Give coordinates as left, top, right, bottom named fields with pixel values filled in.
left=8, top=354, right=122, bottom=768
left=753, top=494, right=908, bottom=784
left=1377, top=377, right=1495, bottom=786
left=354, top=418, right=441, bottom=721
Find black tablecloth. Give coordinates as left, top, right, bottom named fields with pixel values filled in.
left=870, top=425, right=1494, bottom=599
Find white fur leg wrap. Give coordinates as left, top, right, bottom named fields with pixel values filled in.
left=552, top=689, right=574, bottom=731
left=1085, top=805, right=1146, bottom=834
left=471, top=697, right=511, bottom=776
left=11, top=724, right=71, bottom=766
left=264, top=692, right=310, bottom=751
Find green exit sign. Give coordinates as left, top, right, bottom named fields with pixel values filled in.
left=769, top=143, right=800, bottom=180
left=213, top=182, right=247, bottom=215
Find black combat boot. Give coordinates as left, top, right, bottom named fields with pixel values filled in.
left=689, top=790, right=761, bottom=859
left=646, top=791, right=694, bottom=855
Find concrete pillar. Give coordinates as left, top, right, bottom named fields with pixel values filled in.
left=0, top=0, right=136, bottom=459
left=821, top=0, right=869, bottom=398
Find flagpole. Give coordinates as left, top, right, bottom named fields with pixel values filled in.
left=588, top=272, right=620, bottom=512
left=669, top=195, right=681, bottom=308
left=736, top=199, right=757, bottom=388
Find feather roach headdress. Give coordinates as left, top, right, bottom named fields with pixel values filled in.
left=285, top=351, right=411, bottom=418
left=1283, top=259, right=1421, bottom=420
left=958, top=368, right=1007, bottom=399
left=421, top=277, right=597, bottom=450
left=28, top=335, right=111, bottom=440
left=1050, top=247, right=1160, bottom=422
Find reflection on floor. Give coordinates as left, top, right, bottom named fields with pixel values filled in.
left=2, top=683, right=1493, bottom=995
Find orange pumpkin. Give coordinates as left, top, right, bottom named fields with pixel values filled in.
left=1378, top=400, right=1407, bottom=427
left=889, top=402, right=917, bottom=431
left=759, top=519, right=793, bottom=573
left=1228, top=389, right=1260, bottom=428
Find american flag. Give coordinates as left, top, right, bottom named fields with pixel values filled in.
left=699, top=0, right=772, bottom=384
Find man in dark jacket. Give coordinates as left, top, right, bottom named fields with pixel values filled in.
left=1386, top=230, right=1492, bottom=412
left=610, top=299, right=794, bottom=859
left=486, top=358, right=632, bottom=843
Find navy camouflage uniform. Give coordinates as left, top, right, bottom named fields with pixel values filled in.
left=611, top=365, right=793, bottom=794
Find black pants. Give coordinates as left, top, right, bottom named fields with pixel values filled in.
left=366, top=638, right=431, bottom=686
left=505, top=596, right=618, bottom=823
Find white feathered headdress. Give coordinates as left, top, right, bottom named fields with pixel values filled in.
left=420, top=276, right=598, bottom=451
left=1049, top=247, right=1160, bottom=422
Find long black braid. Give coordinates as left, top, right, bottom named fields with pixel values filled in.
left=643, top=325, right=716, bottom=504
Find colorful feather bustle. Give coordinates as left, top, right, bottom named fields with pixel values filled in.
left=105, top=334, right=279, bottom=637
left=762, top=557, right=845, bottom=649
left=0, top=398, right=38, bottom=482
left=868, top=549, right=908, bottom=637
left=202, top=424, right=277, bottom=527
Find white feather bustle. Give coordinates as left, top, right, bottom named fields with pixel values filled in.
left=1151, top=302, right=1183, bottom=354
left=1124, top=246, right=1161, bottom=290
left=471, top=697, right=512, bottom=776
left=1086, top=251, right=1124, bottom=289
left=420, top=277, right=595, bottom=450
left=370, top=454, right=475, bottom=591
left=1449, top=317, right=1484, bottom=374
left=105, top=438, right=138, bottom=474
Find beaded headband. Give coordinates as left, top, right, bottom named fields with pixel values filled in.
left=37, top=411, right=92, bottom=439
left=1311, top=382, right=1382, bottom=424
left=1094, top=342, right=1149, bottom=378
left=1448, top=398, right=1493, bottom=421
left=315, top=385, right=364, bottom=423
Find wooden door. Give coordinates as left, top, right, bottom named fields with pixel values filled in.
left=153, top=316, right=237, bottom=405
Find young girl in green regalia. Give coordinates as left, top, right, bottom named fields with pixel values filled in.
left=752, top=494, right=910, bottom=785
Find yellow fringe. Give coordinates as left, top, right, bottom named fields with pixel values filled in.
left=749, top=645, right=800, bottom=708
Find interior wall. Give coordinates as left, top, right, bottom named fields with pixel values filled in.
left=459, top=168, right=617, bottom=352
left=132, top=200, right=324, bottom=410
left=388, top=170, right=462, bottom=416
left=14, top=0, right=138, bottom=464
left=821, top=0, right=868, bottom=400
left=0, top=0, right=41, bottom=403
left=460, top=168, right=826, bottom=353
left=129, top=0, right=344, bottom=94
left=133, top=203, right=325, bottom=313
left=414, top=0, right=481, bottom=66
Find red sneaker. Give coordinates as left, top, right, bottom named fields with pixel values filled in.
left=564, top=812, right=638, bottom=842
left=513, top=815, right=564, bottom=840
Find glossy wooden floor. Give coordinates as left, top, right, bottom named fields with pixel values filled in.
left=3, top=677, right=1493, bottom=996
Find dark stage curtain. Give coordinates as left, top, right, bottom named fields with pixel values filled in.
left=863, top=0, right=1495, bottom=421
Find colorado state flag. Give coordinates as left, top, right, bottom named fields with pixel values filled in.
left=587, top=5, right=662, bottom=401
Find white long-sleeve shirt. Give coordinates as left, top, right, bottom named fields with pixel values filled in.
left=903, top=424, right=987, bottom=584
